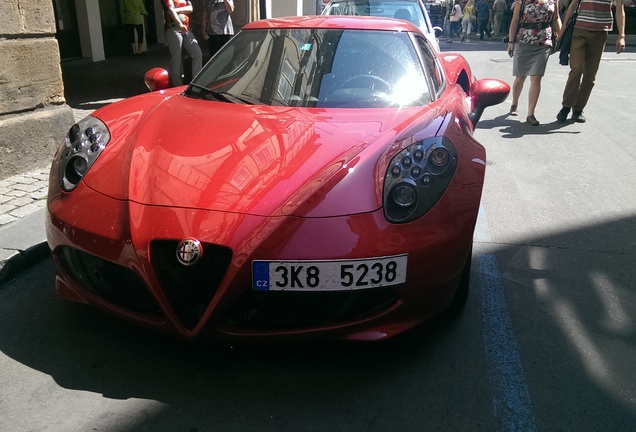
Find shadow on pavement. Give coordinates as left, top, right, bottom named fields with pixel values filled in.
left=61, top=44, right=171, bottom=108
left=0, top=215, right=635, bottom=431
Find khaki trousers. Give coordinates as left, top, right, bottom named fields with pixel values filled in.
left=562, top=27, right=608, bottom=112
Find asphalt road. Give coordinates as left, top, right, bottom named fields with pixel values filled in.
left=1, top=41, right=635, bottom=432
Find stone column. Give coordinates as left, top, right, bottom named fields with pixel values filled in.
left=0, top=1, right=75, bottom=180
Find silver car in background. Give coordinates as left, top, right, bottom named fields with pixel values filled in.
left=321, top=0, right=443, bottom=52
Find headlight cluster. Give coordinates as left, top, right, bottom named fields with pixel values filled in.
left=383, top=137, right=457, bottom=223
left=59, top=116, right=110, bottom=191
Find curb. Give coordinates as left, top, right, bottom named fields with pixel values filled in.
left=0, top=242, right=50, bottom=287
left=0, top=207, right=48, bottom=287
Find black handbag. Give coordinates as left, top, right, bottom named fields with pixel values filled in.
left=558, top=0, right=582, bottom=65
left=550, top=33, right=560, bottom=55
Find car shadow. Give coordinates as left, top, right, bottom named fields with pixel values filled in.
left=0, top=260, right=472, bottom=399
left=1, top=213, right=636, bottom=430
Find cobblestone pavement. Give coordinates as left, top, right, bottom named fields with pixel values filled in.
left=0, top=167, right=50, bottom=227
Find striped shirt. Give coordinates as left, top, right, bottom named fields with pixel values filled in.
left=575, top=0, right=615, bottom=31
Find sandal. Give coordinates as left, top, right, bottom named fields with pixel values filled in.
left=526, top=115, right=539, bottom=126
left=509, top=104, right=518, bottom=116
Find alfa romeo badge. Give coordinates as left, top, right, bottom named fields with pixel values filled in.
left=176, top=238, right=203, bottom=266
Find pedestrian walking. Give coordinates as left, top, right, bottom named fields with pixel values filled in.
left=492, top=0, right=506, bottom=36
left=555, top=0, right=626, bottom=123
left=507, top=0, right=561, bottom=125
left=461, top=0, right=476, bottom=41
left=476, top=0, right=493, bottom=39
left=447, top=0, right=464, bottom=42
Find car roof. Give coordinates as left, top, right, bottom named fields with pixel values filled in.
left=242, top=15, right=421, bottom=33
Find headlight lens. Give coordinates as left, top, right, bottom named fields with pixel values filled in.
left=391, top=182, right=418, bottom=208
left=59, top=116, right=110, bottom=191
left=383, top=137, right=457, bottom=223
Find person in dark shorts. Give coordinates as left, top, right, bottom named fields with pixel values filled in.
left=202, top=0, right=235, bottom=59
left=122, top=0, right=148, bottom=55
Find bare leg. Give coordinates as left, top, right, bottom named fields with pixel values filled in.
left=527, top=75, right=542, bottom=117
left=511, top=76, right=526, bottom=107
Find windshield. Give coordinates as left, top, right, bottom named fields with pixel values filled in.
left=186, top=28, right=432, bottom=108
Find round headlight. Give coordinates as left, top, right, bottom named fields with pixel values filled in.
left=391, top=165, right=402, bottom=178
left=402, top=155, right=412, bottom=168
left=69, top=124, right=81, bottom=142
left=413, top=148, right=424, bottom=162
left=430, top=148, right=450, bottom=167
left=391, top=183, right=418, bottom=208
left=65, top=155, right=88, bottom=185
left=383, top=137, right=458, bottom=224
left=59, top=116, right=111, bottom=192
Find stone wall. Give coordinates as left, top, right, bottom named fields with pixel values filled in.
left=0, top=1, right=75, bottom=180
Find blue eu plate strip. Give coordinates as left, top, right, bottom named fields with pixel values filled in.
left=252, top=261, right=270, bottom=291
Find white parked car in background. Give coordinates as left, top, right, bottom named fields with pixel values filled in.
left=321, top=0, right=443, bottom=51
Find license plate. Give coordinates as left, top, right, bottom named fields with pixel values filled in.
left=252, top=254, right=408, bottom=291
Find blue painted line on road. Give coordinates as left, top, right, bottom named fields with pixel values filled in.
left=476, top=208, right=536, bottom=432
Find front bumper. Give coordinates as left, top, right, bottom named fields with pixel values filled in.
left=46, top=183, right=480, bottom=342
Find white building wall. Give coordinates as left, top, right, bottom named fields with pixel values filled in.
left=267, top=0, right=321, bottom=18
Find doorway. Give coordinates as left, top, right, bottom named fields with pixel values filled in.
left=53, top=0, right=82, bottom=59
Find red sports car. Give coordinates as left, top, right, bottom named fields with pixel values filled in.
left=47, top=16, right=509, bottom=342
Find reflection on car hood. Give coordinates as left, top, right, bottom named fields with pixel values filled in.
left=84, top=91, right=441, bottom=218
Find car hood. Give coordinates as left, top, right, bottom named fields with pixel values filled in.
left=84, top=91, right=443, bottom=218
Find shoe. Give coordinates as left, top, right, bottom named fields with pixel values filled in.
left=446, top=39, right=453, bottom=43
left=509, top=104, right=518, bottom=116
left=572, top=111, right=586, bottom=123
left=461, top=35, right=466, bottom=42
left=526, top=115, right=539, bottom=125
left=556, top=106, right=570, bottom=122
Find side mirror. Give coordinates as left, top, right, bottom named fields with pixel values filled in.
left=144, top=68, right=170, bottom=92
left=433, top=26, right=444, bottom=37
left=468, top=78, right=510, bottom=125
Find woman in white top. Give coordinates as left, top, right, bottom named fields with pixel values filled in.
left=447, top=0, right=463, bottom=41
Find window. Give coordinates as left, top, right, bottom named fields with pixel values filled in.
left=415, top=37, right=444, bottom=96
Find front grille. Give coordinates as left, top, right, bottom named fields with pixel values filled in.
left=151, top=241, right=232, bottom=330
left=225, top=288, right=399, bottom=330
left=57, top=247, right=160, bottom=313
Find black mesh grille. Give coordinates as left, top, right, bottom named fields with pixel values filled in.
left=225, top=288, right=399, bottom=330
left=57, top=247, right=160, bottom=313
left=150, top=240, right=232, bottom=330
